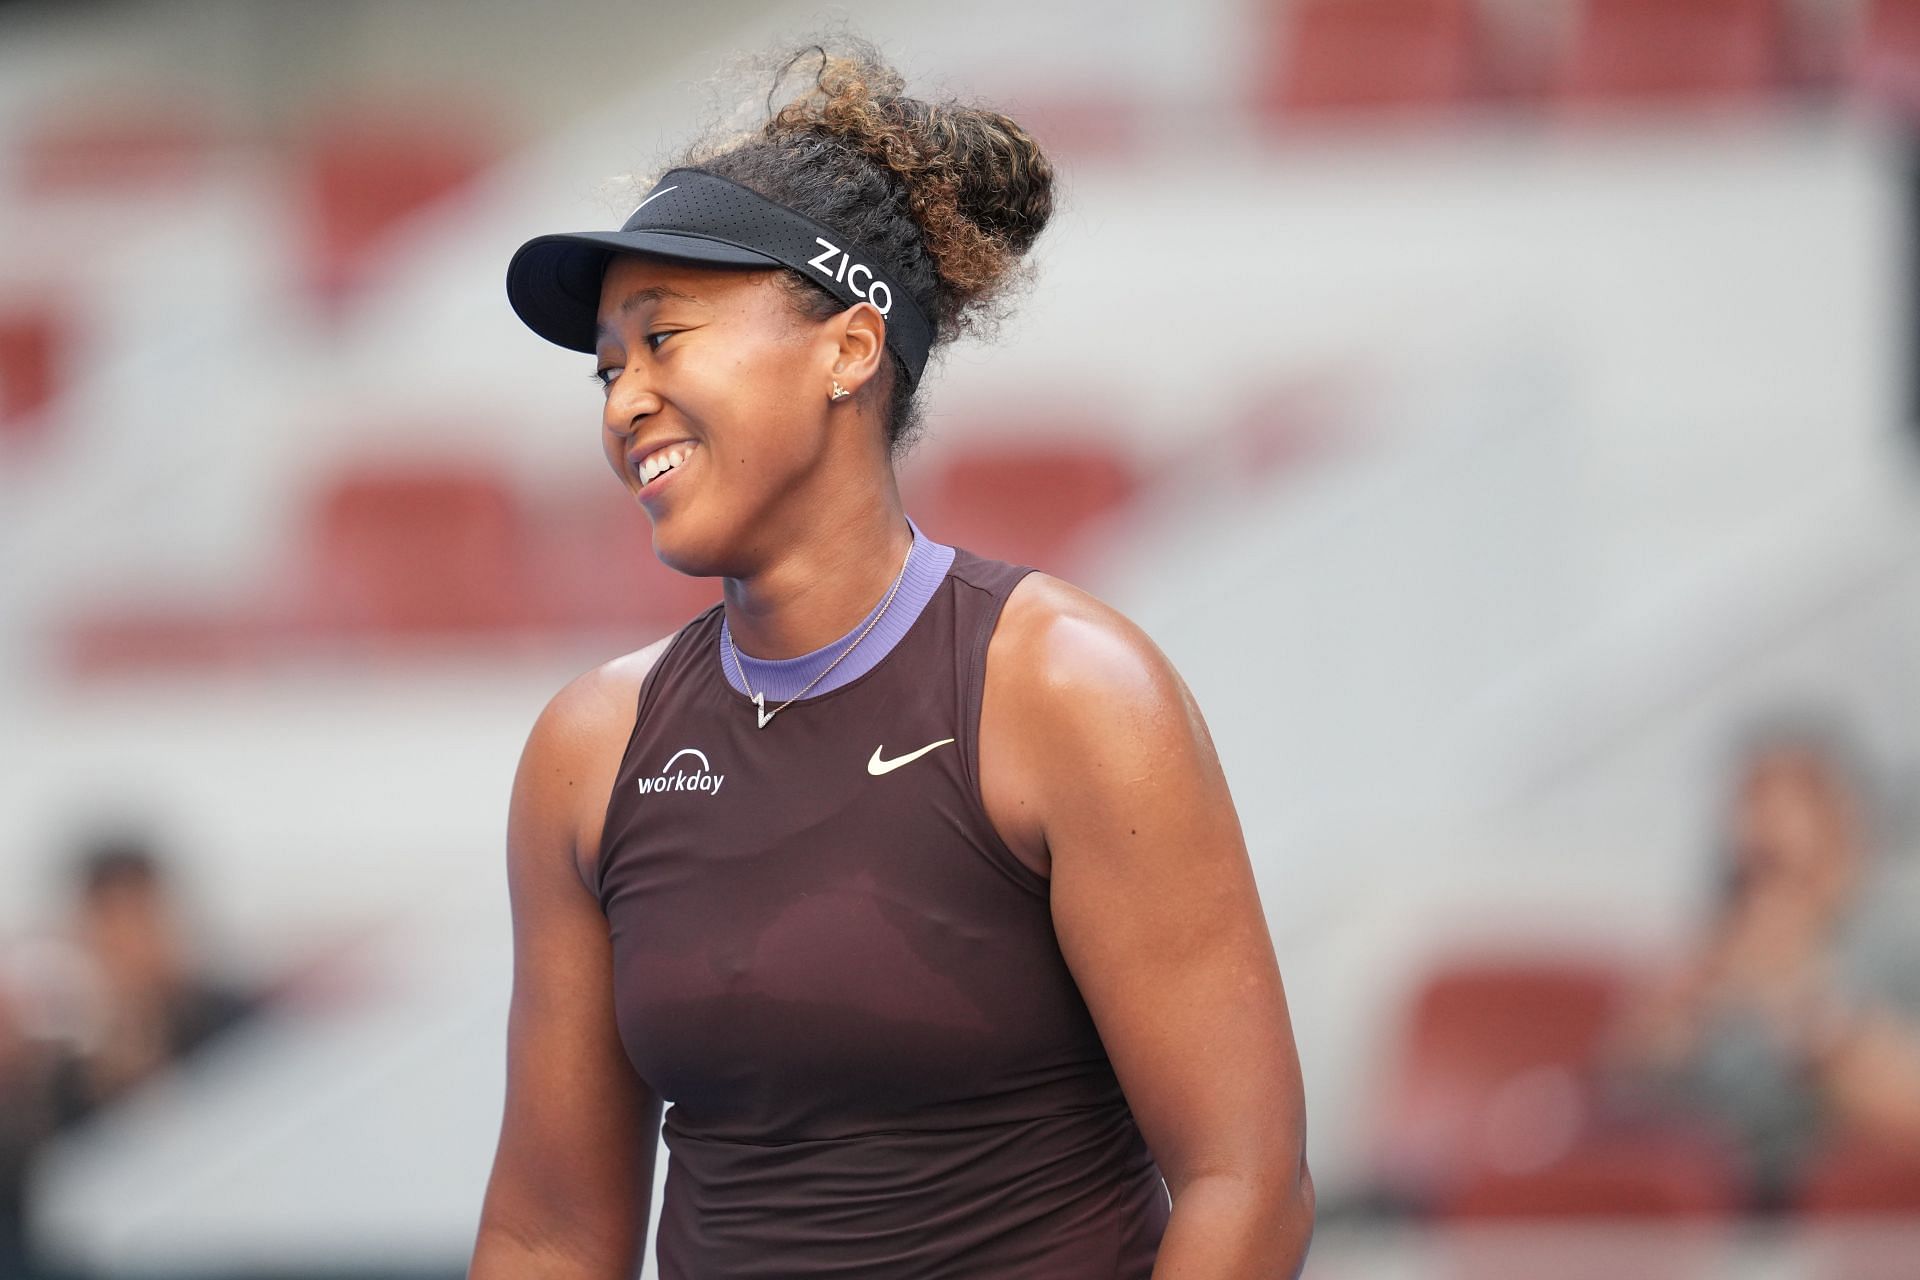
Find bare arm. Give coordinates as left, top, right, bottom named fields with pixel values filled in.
left=471, top=645, right=669, bottom=1278
left=988, top=577, right=1314, bottom=1279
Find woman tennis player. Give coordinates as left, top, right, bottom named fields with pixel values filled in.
left=470, top=39, right=1312, bottom=1279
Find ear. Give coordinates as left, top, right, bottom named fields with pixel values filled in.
left=827, top=301, right=888, bottom=398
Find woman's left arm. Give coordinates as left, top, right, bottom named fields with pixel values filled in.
left=987, top=576, right=1314, bottom=1279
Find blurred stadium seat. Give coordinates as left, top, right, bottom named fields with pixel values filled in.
left=1371, top=953, right=1635, bottom=1206
left=1796, top=1134, right=1920, bottom=1214
left=1851, top=0, right=1920, bottom=118
left=15, top=95, right=215, bottom=193
left=903, top=440, right=1141, bottom=572
left=1256, top=0, right=1489, bottom=118
left=1552, top=0, right=1787, bottom=103
left=0, top=305, right=64, bottom=440
left=1433, top=1128, right=1743, bottom=1280
left=301, top=105, right=494, bottom=305
left=1795, top=1134, right=1920, bottom=1280
left=1441, top=1127, right=1744, bottom=1218
left=299, top=461, right=530, bottom=637
left=61, top=608, right=278, bottom=678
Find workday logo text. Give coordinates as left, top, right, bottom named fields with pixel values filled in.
left=638, top=747, right=726, bottom=797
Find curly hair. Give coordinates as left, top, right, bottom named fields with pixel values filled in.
left=637, top=35, right=1056, bottom=459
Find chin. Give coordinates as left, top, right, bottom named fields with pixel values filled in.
left=645, top=511, right=738, bottom=580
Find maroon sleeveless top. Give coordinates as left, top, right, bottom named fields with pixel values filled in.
left=596, top=546, right=1169, bottom=1278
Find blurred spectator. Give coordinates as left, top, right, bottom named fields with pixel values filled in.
left=46, top=833, right=260, bottom=1130
left=0, top=832, right=264, bottom=1278
left=1605, top=712, right=1920, bottom=1208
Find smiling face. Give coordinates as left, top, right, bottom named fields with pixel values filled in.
left=594, top=253, right=862, bottom=577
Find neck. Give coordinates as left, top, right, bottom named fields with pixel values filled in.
left=721, top=478, right=914, bottom=660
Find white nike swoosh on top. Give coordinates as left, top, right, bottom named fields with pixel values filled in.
left=626, top=185, right=677, bottom=219
left=868, top=738, right=956, bottom=776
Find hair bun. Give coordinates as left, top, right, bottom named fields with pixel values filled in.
left=888, top=98, right=1052, bottom=258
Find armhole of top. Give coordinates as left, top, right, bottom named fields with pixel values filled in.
left=588, top=609, right=716, bottom=906
left=957, top=562, right=1047, bottom=898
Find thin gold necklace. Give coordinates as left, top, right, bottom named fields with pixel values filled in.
left=724, top=537, right=913, bottom=729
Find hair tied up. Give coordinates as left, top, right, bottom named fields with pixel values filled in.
left=762, top=41, right=1053, bottom=316
left=661, top=33, right=1055, bottom=458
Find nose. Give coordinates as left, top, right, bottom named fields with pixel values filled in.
left=603, top=365, right=664, bottom=437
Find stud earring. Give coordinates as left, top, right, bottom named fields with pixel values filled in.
left=830, top=380, right=850, bottom=402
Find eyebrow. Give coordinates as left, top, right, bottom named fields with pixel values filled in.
left=620, top=284, right=700, bottom=314
left=596, top=284, right=702, bottom=339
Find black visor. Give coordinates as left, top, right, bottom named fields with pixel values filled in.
left=505, top=168, right=936, bottom=389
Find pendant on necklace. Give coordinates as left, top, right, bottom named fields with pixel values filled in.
left=752, top=690, right=773, bottom=729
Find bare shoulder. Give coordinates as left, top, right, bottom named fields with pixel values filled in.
left=991, top=570, right=1191, bottom=711
left=540, top=632, right=677, bottom=739
left=518, top=630, right=680, bottom=896
left=979, top=572, right=1202, bottom=879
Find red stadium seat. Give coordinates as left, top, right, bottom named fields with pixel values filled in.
left=60, top=609, right=280, bottom=678
left=1852, top=0, right=1920, bottom=118
left=0, top=306, right=65, bottom=441
left=301, top=105, right=493, bottom=305
left=1372, top=954, right=1634, bottom=1205
left=1552, top=0, right=1787, bottom=104
left=1797, top=1134, right=1920, bottom=1214
left=1796, top=1134, right=1920, bottom=1280
left=1441, top=1127, right=1744, bottom=1218
left=1255, top=0, right=1489, bottom=120
left=1433, top=1128, right=1742, bottom=1280
left=903, top=440, right=1141, bottom=572
left=16, top=96, right=214, bottom=193
left=298, top=463, right=531, bottom=637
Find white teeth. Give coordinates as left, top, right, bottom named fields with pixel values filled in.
left=639, top=443, right=695, bottom=485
